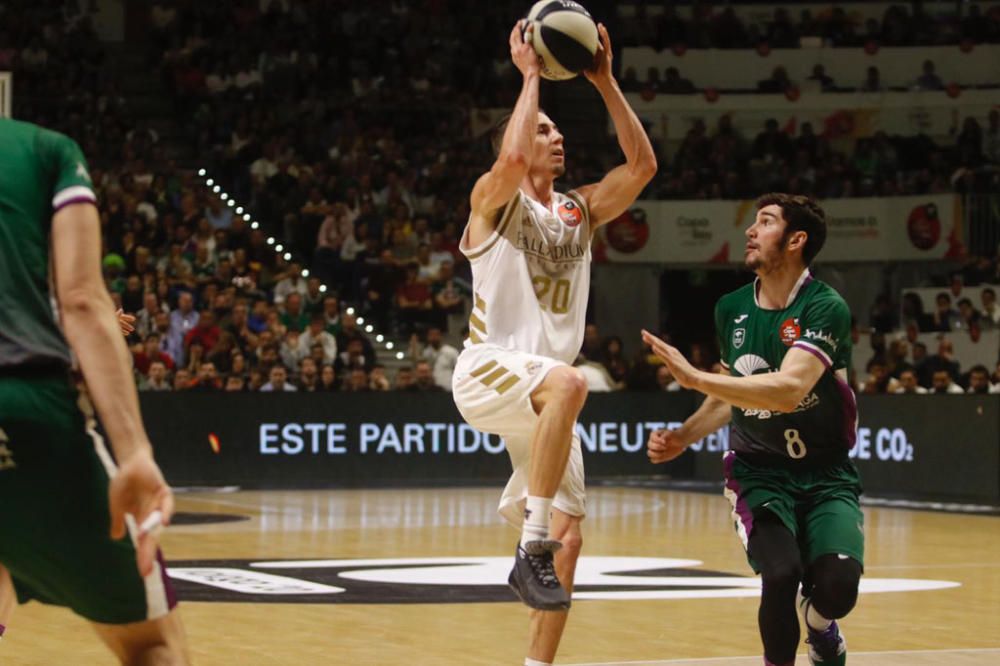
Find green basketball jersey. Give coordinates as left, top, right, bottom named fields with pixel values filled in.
left=0, top=118, right=97, bottom=369
left=715, top=269, right=857, bottom=466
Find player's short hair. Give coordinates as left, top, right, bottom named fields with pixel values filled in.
left=490, top=108, right=549, bottom=158
left=756, top=193, right=827, bottom=265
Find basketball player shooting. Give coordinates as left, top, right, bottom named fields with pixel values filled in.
left=451, top=19, right=656, bottom=666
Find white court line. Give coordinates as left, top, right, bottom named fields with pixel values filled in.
left=567, top=647, right=1000, bottom=666
left=865, top=562, right=1000, bottom=570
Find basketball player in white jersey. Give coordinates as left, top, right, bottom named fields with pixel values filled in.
left=452, top=20, right=656, bottom=666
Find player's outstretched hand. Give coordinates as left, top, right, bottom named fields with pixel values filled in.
left=115, top=308, right=136, bottom=336
left=511, top=20, right=541, bottom=78
left=109, top=452, right=175, bottom=577
left=641, top=329, right=701, bottom=390
left=647, top=428, right=688, bottom=464
left=584, top=23, right=613, bottom=85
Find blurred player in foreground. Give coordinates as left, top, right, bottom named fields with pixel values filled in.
left=0, top=117, right=189, bottom=663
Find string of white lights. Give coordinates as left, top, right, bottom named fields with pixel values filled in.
left=197, top=168, right=407, bottom=361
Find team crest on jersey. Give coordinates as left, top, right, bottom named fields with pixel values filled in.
left=525, top=361, right=543, bottom=376
left=557, top=200, right=583, bottom=228
left=732, top=328, right=746, bottom=349
left=779, top=318, right=800, bottom=346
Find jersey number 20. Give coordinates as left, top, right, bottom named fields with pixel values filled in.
left=532, top=276, right=571, bottom=314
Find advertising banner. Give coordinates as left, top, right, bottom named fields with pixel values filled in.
left=595, top=195, right=962, bottom=264
left=145, top=392, right=697, bottom=489
left=144, top=393, right=999, bottom=504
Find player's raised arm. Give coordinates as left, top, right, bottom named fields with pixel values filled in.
left=467, top=21, right=540, bottom=247
left=574, top=23, right=657, bottom=227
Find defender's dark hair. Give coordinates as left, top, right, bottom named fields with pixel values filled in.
left=490, top=108, right=549, bottom=158
left=756, top=193, right=827, bottom=265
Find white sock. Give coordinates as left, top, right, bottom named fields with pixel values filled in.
left=525, top=658, right=551, bottom=666
left=520, top=495, right=553, bottom=547
left=804, top=599, right=833, bottom=632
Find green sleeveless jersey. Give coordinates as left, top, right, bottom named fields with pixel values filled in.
left=0, top=118, right=97, bottom=369
left=715, top=269, right=857, bottom=467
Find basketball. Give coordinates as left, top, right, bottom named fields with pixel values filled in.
left=524, top=0, right=599, bottom=81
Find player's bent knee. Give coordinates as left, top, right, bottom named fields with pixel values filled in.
left=549, top=367, right=588, bottom=405
left=809, top=554, right=862, bottom=619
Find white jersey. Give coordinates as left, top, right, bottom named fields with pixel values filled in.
left=460, top=189, right=591, bottom=364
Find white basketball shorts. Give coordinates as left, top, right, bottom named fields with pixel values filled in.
left=452, top=343, right=586, bottom=529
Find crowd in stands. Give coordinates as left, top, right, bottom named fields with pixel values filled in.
left=5, top=0, right=1000, bottom=395
left=617, top=3, right=1000, bottom=51
left=648, top=109, right=1000, bottom=199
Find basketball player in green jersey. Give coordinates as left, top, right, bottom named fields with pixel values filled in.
left=0, top=117, right=189, bottom=662
left=644, top=194, right=860, bottom=666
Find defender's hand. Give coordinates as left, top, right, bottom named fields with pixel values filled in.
left=511, top=20, right=541, bottom=78
left=584, top=23, right=613, bottom=85
left=647, top=428, right=688, bottom=464
left=642, top=330, right=701, bottom=390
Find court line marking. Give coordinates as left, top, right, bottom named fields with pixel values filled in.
left=567, top=647, right=1000, bottom=666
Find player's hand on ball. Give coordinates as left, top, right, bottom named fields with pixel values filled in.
left=647, top=428, right=688, bottom=464
left=109, top=452, right=175, bottom=577
left=584, top=23, right=612, bottom=84
left=511, top=20, right=541, bottom=77
left=641, top=329, right=701, bottom=389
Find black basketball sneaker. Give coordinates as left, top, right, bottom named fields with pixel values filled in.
left=507, top=539, right=571, bottom=611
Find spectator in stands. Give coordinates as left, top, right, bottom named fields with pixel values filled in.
left=369, top=365, right=391, bottom=392
left=133, top=333, right=175, bottom=376
left=656, top=365, right=681, bottom=392
left=298, top=314, right=337, bottom=364
left=396, top=264, right=433, bottom=335
left=280, top=330, right=306, bottom=370
left=135, top=291, right=169, bottom=339
left=298, top=357, right=320, bottom=391
left=620, top=67, right=641, bottom=94
left=966, top=364, right=998, bottom=394
left=661, top=67, right=696, bottom=94
left=336, top=313, right=376, bottom=367
left=860, top=66, right=885, bottom=93
left=902, top=292, right=934, bottom=332
left=915, top=60, right=944, bottom=90
left=408, top=360, right=445, bottom=392
left=627, top=340, right=662, bottom=391
left=168, top=290, right=199, bottom=364
left=598, top=336, right=629, bottom=387
left=184, top=309, right=221, bottom=354
left=418, top=327, right=458, bottom=390
left=752, top=118, right=793, bottom=165
left=431, top=261, right=469, bottom=330
left=869, top=294, right=897, bottom=333
left=756, top=67, right=794, bottom=94
left=173, top=368, right=192, bottom=391
left=955, top=298, right=981, bottom=331
left=394, top=366, right=415, bottom=391
left=274, top=262, right=309, bottom=306
left=574, top=354, right=616, bottom=392
left=806, top=64, right=835, bottom=91
left=261, top=364, right=297, bottom=392
left=140, top=360, right=172, bottom=391
left=225, top=376, right=245, bottom=392
left=318, top=364, right=338, bottom=391
left=923, top=338, right=961, bottom=383
left=931, top=293, right=960, bottom=331
left=280, top=292, right=310, bottom=332
left=190, top=361, right=222, bottom=391
left=344, top=368, right=370, bottom=393
left=894, top=369, right=927, bottom=394
left=980, top=288, right=1000, bottom=327
left=886, top=339, right=914, bottom=379
left=930, top=369, right=964, bottom=394
left=860, top=358, right=896, bottom=394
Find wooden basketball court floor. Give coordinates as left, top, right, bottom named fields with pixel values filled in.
left=4, top=485, right=999, bottom=665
